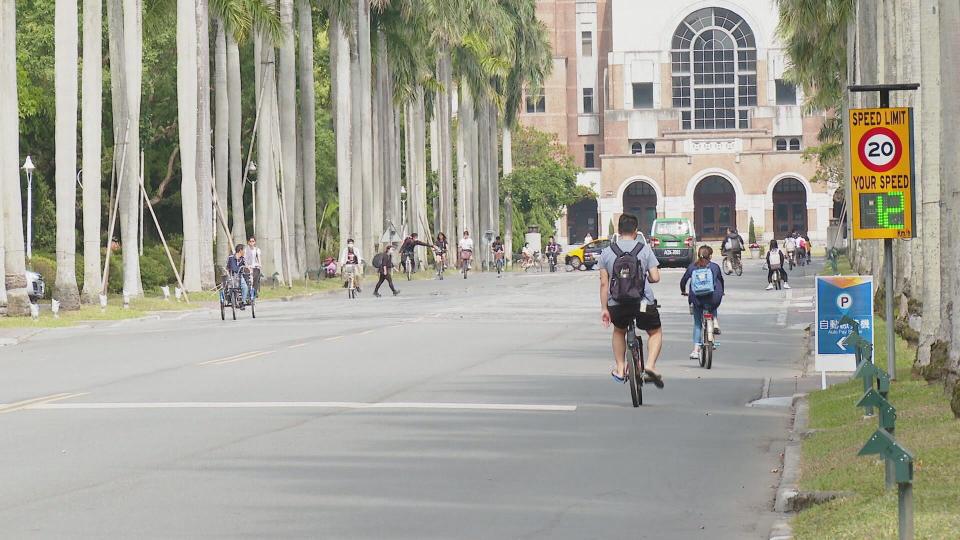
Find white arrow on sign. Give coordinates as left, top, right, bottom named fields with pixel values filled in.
left=837, top=336, right=849, bottom=351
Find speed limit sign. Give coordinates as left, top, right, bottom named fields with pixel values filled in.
left=849, top=107, right=916, bottom=239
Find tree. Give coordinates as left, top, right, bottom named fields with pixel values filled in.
left=0, top=0, right=31, bottom=315
left=278, top=0, right=300, bottom=277
left=213, top=16, right=231, bottom=262
left=178, top=0, right=202, bottom=291
left=81, top=0, right=103, bottom=304
left=54, top=0, right=81, bottom=309
left=298, top=0, right=321, bottom=273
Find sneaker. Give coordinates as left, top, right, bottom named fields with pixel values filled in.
left=765, top=284, right=774, bottom=290
left=689, top=347, right=700, bottom=359
left=713, top=327, right=721, bottom=336
left=374, top=292, right=381, bottom=298
left=393, top=290, right=400, bottom=296
left=784, top=283, right=792, bottom=289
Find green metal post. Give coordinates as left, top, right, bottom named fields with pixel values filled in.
left=899, top=482, right=914, bottom=540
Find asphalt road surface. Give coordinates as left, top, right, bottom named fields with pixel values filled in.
left=0, top=258, right=819, bottom=539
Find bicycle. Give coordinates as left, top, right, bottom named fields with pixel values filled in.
left=401, top=252, right=415, bottom=281
left=460, top=251, right=472, bottom=279
left=624, top=317, right=647, bottom=407
left=493, top=251, right=505, bottom=277
left=546, top=251, right=559, bottom=273
left=786, top=250, right=797, bottom=271
left=697, top=305, right=717, bottom=370
left=771, top=266, right=784, bottom=290
left=344, top=264, right=360, bottom=299
left=433, top=250, right=445, bottom=280
left=721, top=251, right=743, bottom=276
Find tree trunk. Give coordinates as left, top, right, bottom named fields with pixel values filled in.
left=196, top=0, right=215, bottom=288
left=81, top=0, right=102, bottom=304
left=329, top=8, right=351, bottom=252
left=414, top=88, right=429, bottom=251
left=502, top=126, right=513, bottom=257
left=382, top=64, right=400, bottom=232
left=120, top=0, right=143, bottom=296
left=214, top=17, right=230, bottom=262
left=177, top=0, right=202, bottom=291
left=436, top=48, right=454, bottom=241
left=489, top=105, right=500, bottom=239
left=0, top=0, right=30, bottom=315
left=298, top=0, right=320, bottom=272
left=348, top=2, right=364, bottom=254
left=227, top=32, right=246, bottom=245
left=357, top=0, right=374, bottom=259
left=54, top=0, right=81, bottom=309
left=278, top=0, right=300, bottom=277
left=477, top=97, right=490, bottom=267
left=372, top=29, right=387, bottom=244
left=254, top=28, right=281, bottom=278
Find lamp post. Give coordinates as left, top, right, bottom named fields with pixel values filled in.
left=247, top=161, right=258, bottom=233
left=22, top=156, right=35, bottom=260
left=400, top=185, right=407, bottom=236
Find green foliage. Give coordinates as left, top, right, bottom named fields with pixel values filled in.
left=748, top=217, right=756, bottom=245
left=500, top=127, right=580, bottom=245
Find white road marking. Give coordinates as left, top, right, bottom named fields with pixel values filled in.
left=198, top=350, right=272, bottom=366
left=776, top=289, right=793, bottom=327
left=287, top=343, right=309, bottom=350
left=0, top=392, right=87, bottom=414
left=324, top=335, right=345, bottom=342
left=27, top=401, right=578, bottom=413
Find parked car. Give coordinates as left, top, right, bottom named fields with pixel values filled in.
left=649, top=218, right=696, bottom=266
left=565, top=237, right=610, bottom=270
left=26, top=270, right=45, bottom=302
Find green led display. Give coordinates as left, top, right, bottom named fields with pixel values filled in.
left=859, top=192, right=906, bottom=230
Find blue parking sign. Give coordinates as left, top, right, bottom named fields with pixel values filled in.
left=815, top=276, right=874, bottom=371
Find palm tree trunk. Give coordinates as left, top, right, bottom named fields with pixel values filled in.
left=278, top=0, right=300, bottom=277
left=390, top=93, right=402, bottom=231
left=254, top=29, right=281, bottom=278
left=488, top=104, right=500, bottom=239
left=357, top=0, right=374, bottom=259
left=437, top=48, right=454, bottom=240
left=502, top=125, right=512, bottom=255
left=177, top=0, right=202, bottom=291
left=477, top=97, right=490, bottom=266
left=294, top=147, right=306, bottom=274
left=348, top=2, right=364, bottom=254
left=298, top=0, right=320, bottom=273
left=196, top=0, right=215, bottom=288
left=213, top=17, right=230, bottom=262
left=0, top=0, right=30, bottom=315
left=382, top=64, right=399, bottom=232
left=372, top=29, right=387, bottom=243
left=414, top=88, right=429, bottom=249
left=329, top=7, right=351, bottom=252
left=54, top=0, right=81, bottom=309
left=120, top=0, right=143, bottom=296
left=227, top=32, right=246, bottom=245
left=81, top=0, right=102, bottom=304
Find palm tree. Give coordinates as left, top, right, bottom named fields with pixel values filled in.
left=0, top=0, right=31, bottom=315
left=328, top=0, right=353, bottom=252
left=298, top=0, right=321, bottom=273
left=227, top=31, right=246, bottom=245
left=357, top=0, right=375, bottom=259
left=197, top=0, right=216, bottom=289
left=277, top=0, right=300, bottom=276
left=214, top=16, right=231, bottom=262
left=178, top=0, right=203, bottom=291
left=54, top=0, right=81, bottom=310
left=81, top=0, right=103, bottom=304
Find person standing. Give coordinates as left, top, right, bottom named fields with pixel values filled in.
left=373, top=244, right=400, bottom=297
left=243, top=236, right=262, bottom=297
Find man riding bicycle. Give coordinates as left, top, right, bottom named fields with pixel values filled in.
left=491, top=235, right=506, bottom=273
left=545, top=236, right=561, bottom=269
left=399, top=233, right=432, bottom=273
left=721, top=227, right=744, bottom=262
left=599, top=214, right=664, bottom=388
left=226, top=244, right=251, bottom=309
left=784, top=232, right=799, bottom=266
left=340, top=238, right=362, bottom=292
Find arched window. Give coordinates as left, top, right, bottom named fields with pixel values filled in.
left=672, top=8, right=756, bottom=130
left=776, top=138, right=787, bottom=151
left=789, top=138, right=801, bottom=151
left=645, top=142, right=656, bottom=154
left=631, top=142, right=643, bottom=155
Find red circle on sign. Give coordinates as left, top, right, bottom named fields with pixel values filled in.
left=857, top=126, right=903, bottom=173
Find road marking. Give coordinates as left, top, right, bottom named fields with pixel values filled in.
left=287, top=343, right=308, bottom=350
left=324, top=335, right=345, bottom=342
left=776, top=289, right=793, bottom=327
left=29, top=401, right=578, bottom=413
left=357, top=329, right=374, bottom=336
left=198, top=350, right=272, bottom=366
left=0, top=392, right=87, bottom=414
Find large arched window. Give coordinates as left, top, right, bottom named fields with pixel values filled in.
left=672, top=8, right=757, bottom=130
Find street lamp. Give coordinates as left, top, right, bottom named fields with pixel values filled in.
left=247, top=161, right=258, bottom=233
left=22, top=156, right=35, bottom=260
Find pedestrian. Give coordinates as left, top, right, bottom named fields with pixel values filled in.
left=373, top=244, right=400, bottom=297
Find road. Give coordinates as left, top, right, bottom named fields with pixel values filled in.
left=0, top=258, right=818, bottom=539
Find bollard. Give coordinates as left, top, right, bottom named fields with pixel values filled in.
left=859, top=429, right=914, bottom=540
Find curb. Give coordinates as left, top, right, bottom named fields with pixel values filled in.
left=769, top=393, right=809, bottom=539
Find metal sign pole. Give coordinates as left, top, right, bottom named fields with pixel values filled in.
left=878, top=91, right=897, bottom=382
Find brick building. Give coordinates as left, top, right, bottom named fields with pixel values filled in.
left=519, top=0, right=836, bottom=243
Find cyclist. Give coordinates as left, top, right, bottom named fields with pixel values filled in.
left=243, top=235, right=262, bottom=297
left=520, top=242, right=534, bottom=268
left=784, top=232, right=799, bottom=267
left=599, top=214, right=664, bottom=388
left=226, top=244, right=250, bottom=309
left=339, top=238, right=363, bottom=292
left=765, top=239, right=791, bottom=290
left=545, top=236, right=561, bottom=270
left=680, top=245, right=725, bottom=360
left=399, top=233, right=432, bottom=273
left=721, top=227, right=745, bottom=266
left=373, top=244, right=400, bottom=297
left=434, top=232, right=449, bottom=270
left=796, top=234, right=808, bottom=265
left=803, top=234, right=813, bottom=264
left=491, top=235, right=506, bottom=274
left=458, top=230, right=474, bottom=270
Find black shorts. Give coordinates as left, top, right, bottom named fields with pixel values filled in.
left=608, top=303, right=662, bottom=331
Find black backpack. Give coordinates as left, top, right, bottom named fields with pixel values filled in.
left=372, top=253, right=385, bottom=269
left=609, top=243, right=647, bottom=304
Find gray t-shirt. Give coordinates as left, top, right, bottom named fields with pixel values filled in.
left=599, top=238, right=660, bottom=306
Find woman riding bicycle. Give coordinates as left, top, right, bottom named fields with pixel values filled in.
left=679, top=245, right=725, bottom=360
left=491, top=235, right=506, bottom=273
left=765, top=240, right=791, bottom=290
left=339, top=238, right=362, bottom=292
left=434, top=232, right=449, bottom=269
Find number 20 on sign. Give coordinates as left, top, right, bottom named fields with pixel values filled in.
left=849, top=107, right=916, bottom=239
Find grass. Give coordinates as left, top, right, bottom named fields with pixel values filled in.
left=793, top=303, right=960, bottom=538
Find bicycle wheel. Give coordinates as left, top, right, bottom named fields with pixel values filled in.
left=219, top=294, right=225, bottom=321
left=230, top=295, right=237, bottom=321
left=705, top=319, right=714, bottom=369
left=698, top=320, right=707, bottom=368
left=250, top=298, right=256, bottom=319
left=627, top=341, right=640, bottom=408
left=734, top=259, right=743, bottom=277
left=722, top=257, right=733, bottom=275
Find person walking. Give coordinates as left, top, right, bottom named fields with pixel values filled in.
left=373, top=244, right=400, bottom=297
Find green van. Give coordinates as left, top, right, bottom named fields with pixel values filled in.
left=649, top=218, right=696, bottom=266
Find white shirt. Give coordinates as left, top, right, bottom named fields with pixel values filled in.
left=459, top=238, right=474, bottom=251
left=244, top=246, right=262, bottom=269
left=584, top=234, right=593, bottom=243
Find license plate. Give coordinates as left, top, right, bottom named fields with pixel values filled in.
left=663, top=249, right=682, bottom=256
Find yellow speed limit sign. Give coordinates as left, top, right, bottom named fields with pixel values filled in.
left=848, top=107, right=916, bottom=239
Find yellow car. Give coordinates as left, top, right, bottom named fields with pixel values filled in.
left=565, top=237, right=611, bottom=270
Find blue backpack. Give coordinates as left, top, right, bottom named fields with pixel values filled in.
left=691, top=266, right=716, bottom=296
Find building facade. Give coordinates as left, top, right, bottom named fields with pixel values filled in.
left=520, top=0, right=835, bottom=243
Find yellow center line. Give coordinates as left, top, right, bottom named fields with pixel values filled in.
left=207, top=351, right=273, bottom=366
left=197, top=351, right=264, bottom=366
left=0, top=392, right=88, bottom=415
